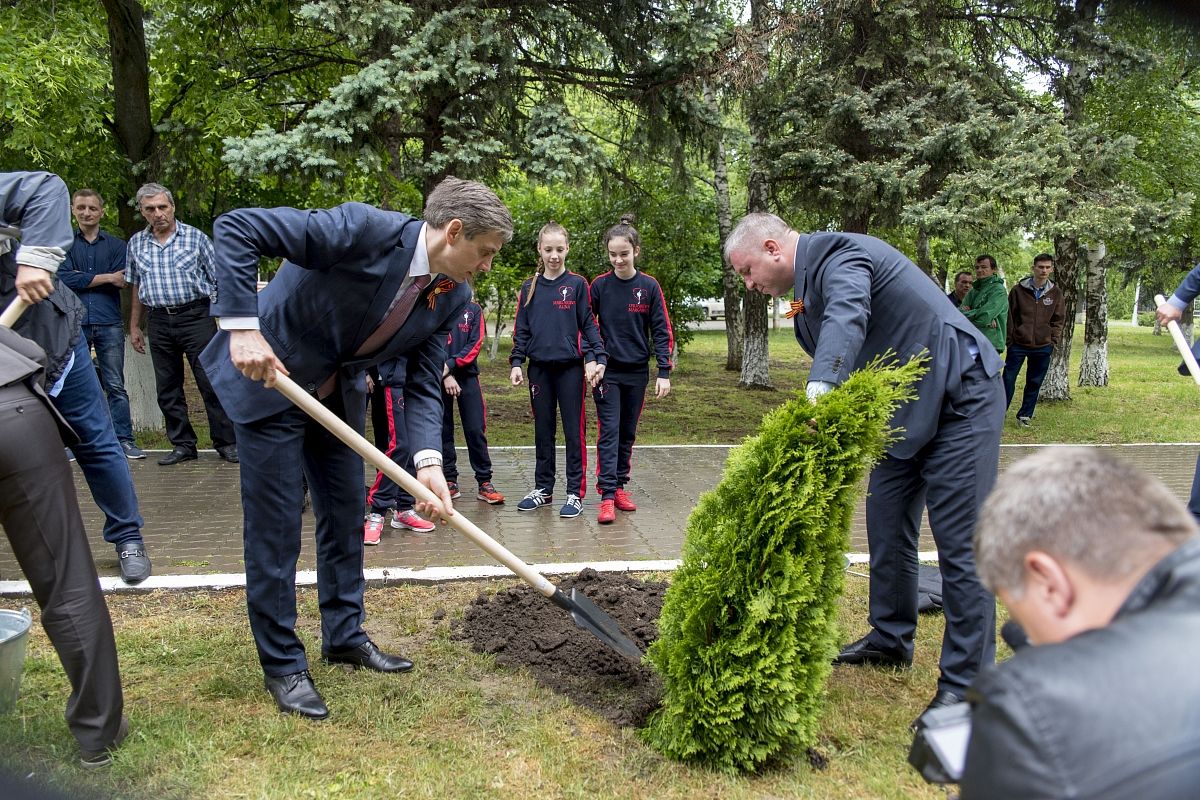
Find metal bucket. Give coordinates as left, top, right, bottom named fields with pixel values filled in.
left=0, top=608, right=32, bottom=714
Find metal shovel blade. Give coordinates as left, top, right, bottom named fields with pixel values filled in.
left=551, top=587, right=643, bottom=660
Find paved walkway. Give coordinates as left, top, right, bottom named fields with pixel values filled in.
left=0, top=444, right=1196, bottom=587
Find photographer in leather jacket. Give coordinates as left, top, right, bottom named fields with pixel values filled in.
left=962, top=447, right=1200, bottom=799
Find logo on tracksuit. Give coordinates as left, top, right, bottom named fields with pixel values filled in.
left=530, top=384, right=541, bottom=399
left=458, top=311, right=473, bottom=332
left=628, top=286, right=649, bottom=313
left=553, top=284, right=576, bottom=310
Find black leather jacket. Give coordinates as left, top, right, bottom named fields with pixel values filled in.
left=0, top=257, right=84, bottom=385
left=961, top=537, right=1200, bottom=799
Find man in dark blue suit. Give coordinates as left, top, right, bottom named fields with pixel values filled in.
left=200, top=177, right=512, bottom=719
left=1157, top=266, right=1200, bottom=526
left=725, top=213, right=1005, bottom=724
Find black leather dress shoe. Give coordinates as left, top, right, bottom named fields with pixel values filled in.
left=216, top=444, right=239, bottom=463
left=912, top=688, right=965, bottom=731
left=157, top=446, right=198, bottom=466
left=323, top=640, right=414, bottom=673
left=117, top=545, right=152, bottom=584
left=833, top=634, right=913, bottom=668
left=265, top=670, right=329, bottom=720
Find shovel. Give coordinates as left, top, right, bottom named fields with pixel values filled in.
left=1154, top=294, right=1200, bottom=386
left=270, top=369, right=644, bottom=660
left=0, top=297, right=28, bottom=328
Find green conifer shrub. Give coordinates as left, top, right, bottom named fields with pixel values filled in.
left=642, top=357, right=926, bottom=773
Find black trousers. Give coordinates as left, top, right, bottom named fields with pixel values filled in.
left=147, top=300, right=235, bottom=449
left=527, top=360, right=587, bottom=498
left=863, top=359, right=1004, bottom=694
left=235, top=391, right=369, bottom=676
left=442, top=374, right=493, bottom=485
left=0, top=383, right=123, bottom=753
left=592, top=367, right=648, bottom=498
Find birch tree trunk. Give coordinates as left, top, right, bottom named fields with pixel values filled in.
left=738, top=0, right=773, bottom=390
left=1042, top=234, right=1081, bottom=401
left=1078, top=242, right=1108, bottom=387
left=126, top=337, right=162, bottom=432
left=704, top=81, right=742, bottom=372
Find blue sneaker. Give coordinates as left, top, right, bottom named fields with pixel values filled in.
left=516, top=488, right=552, bottom=512
left=559, top=494, right=583, bottom=518
left=121, top=441, right=146, bottom=460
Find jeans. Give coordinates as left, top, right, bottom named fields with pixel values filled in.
left=51, top=338, right=144, bottom=547
left=1002, top=344, right=1053, bottom=419
left=82, top=323, right=133, bottom=444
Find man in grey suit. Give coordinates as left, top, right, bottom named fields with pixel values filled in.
left=725, top=213, right=1005, bottom=724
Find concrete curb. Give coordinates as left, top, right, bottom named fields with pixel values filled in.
left=0, top=552, right=943, bottom=596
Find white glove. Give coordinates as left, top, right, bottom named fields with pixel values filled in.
left=806, top=380, right=835, bottom=402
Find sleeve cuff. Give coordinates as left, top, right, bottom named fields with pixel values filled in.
left=15, top=245, right=66, bottom=274
left=1169, top=294, right=1188, bottom=311
left=218, top=317, right=261, bottom=330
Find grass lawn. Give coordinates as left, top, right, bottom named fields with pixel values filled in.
left=146, top=321, right=1196, bottom=450
left=11, top=320, right=1183, bottom=796
left=0, top=577, right=985, bottom=799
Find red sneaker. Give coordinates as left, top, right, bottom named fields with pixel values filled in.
left=446, top=481, right=462, bottom=500
left=614, top=488, right=637, bottom=512
left=597, top=499, right=616, bottom=524
left=391, top=509, right=435, bottom=533
left=363, top=512, right=384, bottom=545
left=476, top=481, right=505, bottom=504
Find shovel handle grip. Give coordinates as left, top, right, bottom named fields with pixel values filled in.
left=1155, top=294, right=1200, bottom=387
left=271, top=370, right=557, bottom=598
left=0, top=298, right=29, bottom=328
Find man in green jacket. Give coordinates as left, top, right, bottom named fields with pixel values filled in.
left=959, top=254, right=1007, bottom=353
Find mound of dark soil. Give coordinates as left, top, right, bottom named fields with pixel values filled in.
left=453, top=568, right=666, bottom=727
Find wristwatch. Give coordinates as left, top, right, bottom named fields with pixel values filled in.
left=414, top=456, right=442, bottom=470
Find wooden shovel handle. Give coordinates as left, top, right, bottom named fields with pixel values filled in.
left=271, top=370, right=558, bottom=598
left=1155, top=294, right=1200, bottom=387
left=0, top=297, right=29, bottom=328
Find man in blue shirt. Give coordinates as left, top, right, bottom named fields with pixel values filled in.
left=58, top=189, right=143, bottom=459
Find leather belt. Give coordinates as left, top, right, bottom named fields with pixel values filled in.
left=151, top=297, right=209, bottom=315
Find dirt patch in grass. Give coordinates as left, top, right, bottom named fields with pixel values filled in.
left=453, top=568, right=666, bottom=728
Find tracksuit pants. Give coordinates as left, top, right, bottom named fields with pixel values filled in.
left=442, top=374, right=493, bottom=486
left=527, top=360, right=586, bottom=498
left=366, top=384, right=416, bottom=513
left=592, top=367, right=648, bottom=499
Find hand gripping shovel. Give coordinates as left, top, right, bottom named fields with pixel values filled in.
left=1155, top=294, right=1200, bottom=386
left=271, top=370, right=644, bottom=660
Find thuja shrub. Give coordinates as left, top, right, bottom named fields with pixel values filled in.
left=641, top=357, right=925, bottom=773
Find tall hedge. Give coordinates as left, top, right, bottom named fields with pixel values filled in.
left=642, top=357, right=925, bottom=773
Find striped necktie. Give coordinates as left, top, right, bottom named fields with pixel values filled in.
left=317, top=274, right=432, bottom=398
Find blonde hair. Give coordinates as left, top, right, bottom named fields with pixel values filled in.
left=526, top=221, right=570, bottom=307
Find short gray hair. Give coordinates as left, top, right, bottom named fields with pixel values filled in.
left=423, top=177, right=513, bottom=242
left=975, top=448, right=1197, bottom=595
left=136, top=183, right=174, bottom=208
left=723, top=212, right=792, bottom=265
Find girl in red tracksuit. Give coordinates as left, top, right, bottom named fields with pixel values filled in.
left=588, top=216, right=674, bottom=524
left=509, top=221, right=606, bottom=519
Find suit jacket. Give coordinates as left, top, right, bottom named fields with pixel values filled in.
left=199, top=203, right=470, bottom=454
left=0, top=327, right=77, bottom=444
left=791, top=232, right=1002, bottom=460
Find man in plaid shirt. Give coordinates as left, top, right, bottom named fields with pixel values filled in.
left=127, top=183, right=237, bottom=466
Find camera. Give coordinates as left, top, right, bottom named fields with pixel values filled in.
left=908, top=700, right=971, bottom=784
left=908, top=619, right=1029, bottom=785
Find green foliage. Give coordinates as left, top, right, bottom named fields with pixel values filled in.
left=642, top=356, right=926, bottom=773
